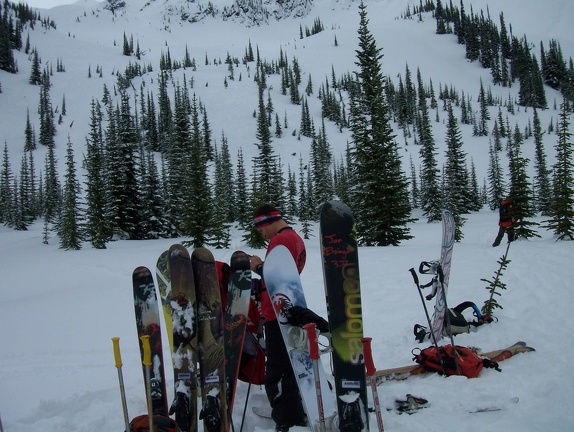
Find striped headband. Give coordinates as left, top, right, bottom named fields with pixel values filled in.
left=253, top=210, right=282, bottom=227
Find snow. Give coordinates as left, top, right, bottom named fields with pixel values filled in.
left=1, top=0, right=574, bottom=431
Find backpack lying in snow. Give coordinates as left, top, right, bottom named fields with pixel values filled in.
left=413, top=345, right=500, bottom=378
left=414, top=301, right=494, bottom=343
left=128, top=414, right=176, bottom=432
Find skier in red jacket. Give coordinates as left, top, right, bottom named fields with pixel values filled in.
left=251, top=204, right=329, bottom=432
left=249, top=203, right=307, bottom=431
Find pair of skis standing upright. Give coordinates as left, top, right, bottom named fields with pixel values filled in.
left=131, top=245, right=255, bottom=432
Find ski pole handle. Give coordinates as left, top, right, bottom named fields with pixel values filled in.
left=111, top=337, right=130, bottom=432
left=112, top=336, right=123, bottom=368
left=140, top=335, right=154, bottom=432
left=362, top=337, right=376, bottom=376
left=409, top=267, right=420, bottom=286
left=140, top=335, right=152, bottom=367
left=304, top=323, right=319, bottom=360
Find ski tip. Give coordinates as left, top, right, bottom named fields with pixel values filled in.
left=230, top=250, right=250, bottom=269
left=133, top=266, right=151, bottom=277
left=513, top=341, right=536, bottom=352
left=168, top=244, right=190, bottom=258
left=192, top=247, right=215, bottom=263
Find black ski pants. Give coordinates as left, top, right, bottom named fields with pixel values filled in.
left=263, top=319, right=306, bottom=428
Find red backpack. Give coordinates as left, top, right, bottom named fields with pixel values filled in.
left=128, top=414, right=175, bottom=432
left=413, top=345, right=499, bottom=378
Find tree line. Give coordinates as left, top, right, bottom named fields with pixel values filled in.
left=1, top=1, right=573, bottom=249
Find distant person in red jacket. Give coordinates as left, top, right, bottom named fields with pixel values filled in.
left=492, top=198, right=516, bottom=247
left=249, top=204, right=328, bottom=431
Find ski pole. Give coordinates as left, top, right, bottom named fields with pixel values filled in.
left=240, top=317, right=265, bottom=432
left=112, top=337, right=130, bottom=432
left=140, top=335, right=155, bottom=432
left=361, top=337, right=384, bottom=432
left=409, top=268, right=446, bottom=374
left=304, top=323, right=326, bottom=432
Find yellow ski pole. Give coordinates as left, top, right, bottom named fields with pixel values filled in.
left=112, top=337, right=130, bottom=432
left=140, top=335, right=154, bottom=432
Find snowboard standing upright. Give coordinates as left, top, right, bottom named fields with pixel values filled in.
left=224, top=251, right=252, bottom=415
left=319, top=200, right=369, bottom=432
left=192, top=247, right=228, bottom=432
left=132, top=266, right=169, bottom=415
left=264, top=245, right=338, bottom=432
left=429, top=209, right=456, bottom=342
left=167, top=244, right=199, bottom=432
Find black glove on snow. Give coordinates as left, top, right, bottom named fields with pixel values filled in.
left=286, top=306, right=330, bottom=333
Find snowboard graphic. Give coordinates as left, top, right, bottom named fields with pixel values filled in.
left=263, top=245, right=338, bottom=431
left=319, top=200, right=369, bottom=432
left=192, top=247, right=228, bottom=432
left=133, top=266, right=169, bottom=415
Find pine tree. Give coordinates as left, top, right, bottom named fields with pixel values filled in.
left=57, top=138, right=82, bottom=250
left=310, top=119, right=333, bottom=215
left=349, top=2, right=413, bottom=246
left=544, top=101, right=574, bottom=240
left=487, top=140, right=505, bottom=210
left=17, top=151, right=34, bottom=229
left=418, top=94, right=442, bottom=222
left=506, top=124, right=539, bottom=239
left=532, top=109, right=552, bottom=215
left=0, top=143, right=14, bottom=225
left=180, top=94, right=212, bottom=248
left=84, top=99, right=111, bottom=248
left=443, top=103, right=468, bottom=240
left=43, top=144, right=61, bottom=232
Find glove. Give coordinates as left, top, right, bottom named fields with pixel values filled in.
left=286, top=306, right=330, bottom=333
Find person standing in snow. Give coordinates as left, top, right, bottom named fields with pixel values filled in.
left=492, top=198, right=516, bottom=247
left=249, top=203, right=327, bottom=432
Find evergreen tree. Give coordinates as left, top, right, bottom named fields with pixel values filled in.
left=43, top=144, right=61, bottom=234
left=418, top=94, right=442, bottom=222
left=235, top=147, right=250, bottom=226
left=84, top=99, right=111, bottom=248
left=57, top=138, right=82, bottom=250
left=139, top=148, right=165, bottom=238
left=487, top=140, right=505, bottom=210
left=506, top=124, right=539, bottom=239
left=544, top=101, right=574, bottom=240
left=443, top=103, right=468, bottom=239
left=180, top=94, right=212, bottom=248
left=476, top=78, right=490, bottom=136
left=532, top=109, right=552, bottom=215
left=16, top=151, right=34, bottom=229
left=310, top=118, right=333, bottom=215
left=29, top=49, right=42, bottom=85
left=0, top=143, right=13, bottom=225
left=349, top=2, right=413, bottom=246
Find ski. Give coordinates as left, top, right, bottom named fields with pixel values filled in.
left=375, top=341, right=535, bottom=383
left=263, top=244, right=338, bottom=432
left=132, top=266, right=169, bottom=415
left=156, top=250, right=174, bottom=351
left=430, top=209, right=456, bottom=341
left=167, top=244, right=198, bottom=432
left=320, top=200, right=369, bottom=432
left=224, top=251, right=252, bottom=415
left=192, top=247, right=228, bottom=432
